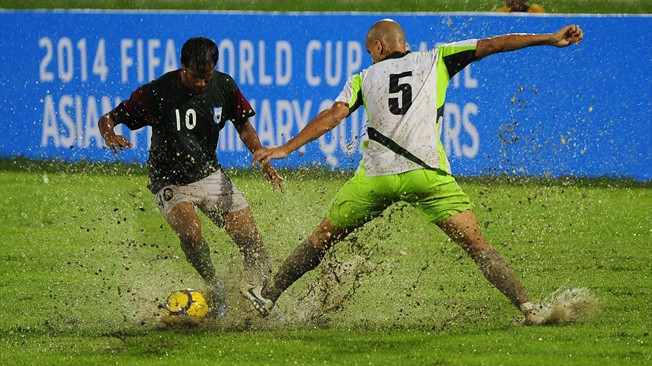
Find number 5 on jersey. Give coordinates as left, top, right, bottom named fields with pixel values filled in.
left=388, top=71, right=413, bottom=115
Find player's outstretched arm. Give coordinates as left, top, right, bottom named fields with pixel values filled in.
left=253, top=102, right=350, bottom=165
left=99, top=112, right=133, bottom=155
left=475, top=24, right=583, bottom=59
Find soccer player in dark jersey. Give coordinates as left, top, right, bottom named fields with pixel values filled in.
left=253, top=20, right=585, bottom=324
left=99, top=37, right=282, bottom=317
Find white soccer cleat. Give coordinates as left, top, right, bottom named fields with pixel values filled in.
left=242, top=285, right=274, bottom=317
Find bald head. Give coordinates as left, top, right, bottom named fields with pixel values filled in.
left=365, top=19, right=407, bottom=63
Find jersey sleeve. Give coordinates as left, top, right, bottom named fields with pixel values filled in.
left=438, top=39, right=479, bottom=78
left=110, top=86, right=158, bottom=130
left=335, top=74, right=364, bottom=114
left=222, top=76, right=255, bottom=126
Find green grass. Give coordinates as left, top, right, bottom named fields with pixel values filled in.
left=0, top=0, right=650, bottom=13
left=1, top=159, right=651, bottom=365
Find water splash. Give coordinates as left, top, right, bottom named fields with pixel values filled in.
left=525, top=287, right=598, bottom=325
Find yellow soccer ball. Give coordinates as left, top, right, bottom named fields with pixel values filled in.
left=165, top=289, right=209, bottom=319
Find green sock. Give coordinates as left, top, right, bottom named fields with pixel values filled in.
left=263, top=239, right=326, bottom=302
left=184, top=240, right=217, bottom=283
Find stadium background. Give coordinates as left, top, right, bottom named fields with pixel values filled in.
left=1, top=7, right=650, bottom=180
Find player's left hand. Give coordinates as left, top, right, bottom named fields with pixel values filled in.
left=552, top=24, right=583, bottom=47
left=261, top=162, right=285, bottom=193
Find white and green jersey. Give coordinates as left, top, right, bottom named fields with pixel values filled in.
left=335, top=40, right=478, bottom=177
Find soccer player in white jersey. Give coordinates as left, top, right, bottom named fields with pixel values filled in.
left=253, top=19, right=583, bottom=324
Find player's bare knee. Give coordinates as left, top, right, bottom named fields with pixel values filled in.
left=308, top=234, right=333, bottom=251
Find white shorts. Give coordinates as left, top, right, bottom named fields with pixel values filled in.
left=154, top=169, right=249, bottom=227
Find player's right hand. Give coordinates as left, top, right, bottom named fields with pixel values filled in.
left=104, top=134, right=133, bottom=155
left=253, top=146, right=289, bottom=166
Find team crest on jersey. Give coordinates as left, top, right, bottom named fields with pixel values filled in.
left=212, top=107, right=223, bottom=124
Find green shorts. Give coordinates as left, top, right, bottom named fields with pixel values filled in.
left=326, top=163, right=473, bottom=229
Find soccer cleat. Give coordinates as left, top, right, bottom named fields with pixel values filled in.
left=520, top=301, right=537, bottom=325
left=242, top=285, right=274, bottom=317
left=205, top=278, right=228, bottom=318
left=523, top=312, right=539, bottom=326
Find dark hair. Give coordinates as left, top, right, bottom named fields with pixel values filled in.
left=181, top=37, right=219, bottom=70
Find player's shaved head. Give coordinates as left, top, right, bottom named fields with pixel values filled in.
left=365, top=19, right=407, bottom=63
left=366, top=19, right=406, bottom=51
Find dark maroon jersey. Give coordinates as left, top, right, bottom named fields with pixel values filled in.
left=111, top=70, right=255, bottom=193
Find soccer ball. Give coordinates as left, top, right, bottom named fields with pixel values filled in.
left=164, top=289, right=209, bottom=319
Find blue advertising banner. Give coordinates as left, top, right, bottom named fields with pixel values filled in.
left=0, top=10, right=650, bottom=180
